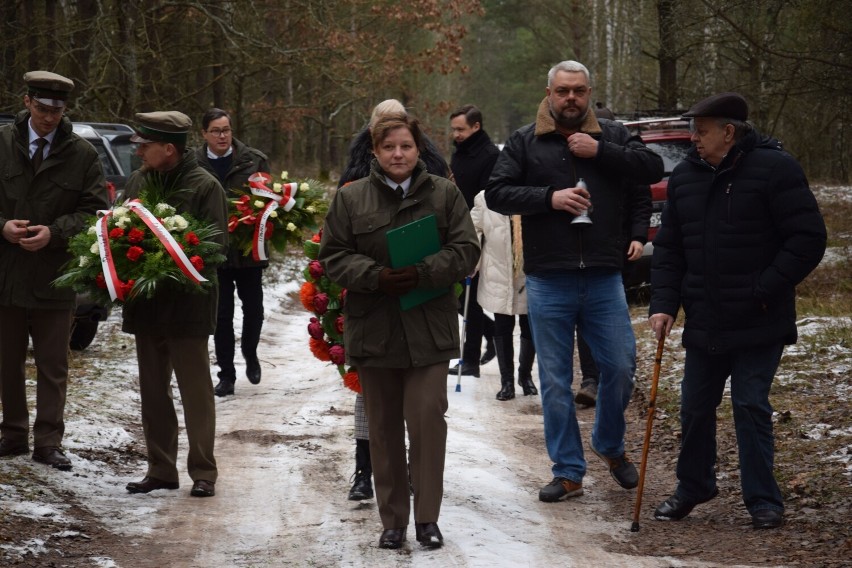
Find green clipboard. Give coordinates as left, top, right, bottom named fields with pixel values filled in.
left=386, top=214, right=448, bottom=310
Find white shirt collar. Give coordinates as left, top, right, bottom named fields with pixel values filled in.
left=28, top=120, right=57, bottom=146
left=384, top=176, right=412, bottom=196
left=207, top=145, right=233, bottom=159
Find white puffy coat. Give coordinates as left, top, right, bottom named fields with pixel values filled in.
left=470, top=190, right=528, bottom=316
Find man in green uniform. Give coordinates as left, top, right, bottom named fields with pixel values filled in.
left=122, top=111, right=228, bottom=497
left=0, top=71, right=108, bottom=471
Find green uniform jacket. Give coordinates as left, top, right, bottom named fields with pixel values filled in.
left=0, top=111, right=108, bottom=309
left=195, top=138, right=271, bottom=269
left=319, top=159, right=480, bottom=368
left=121, top=152, right=229, bottom=337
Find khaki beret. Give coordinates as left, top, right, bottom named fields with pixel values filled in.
left=682, top=92, right=748, bottom=121
left=24, top=71, right=74, bottom=107
left=131, top=111, right=192, bottom=145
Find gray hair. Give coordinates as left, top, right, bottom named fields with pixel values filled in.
left=547, top=61, right=591, bottom=87
left=716, top=118, right=752, bottom=141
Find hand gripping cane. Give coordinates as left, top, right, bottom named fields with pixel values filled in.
left=631, top=336, right=666, bottom=532
left=455, top=276, right=472, bottom=393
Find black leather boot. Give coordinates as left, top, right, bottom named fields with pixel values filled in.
left=518, top=337, right=538, bottom=395
left=348, top=438, right=374, bottom=500
left=494, top=336, right=515, bottom=401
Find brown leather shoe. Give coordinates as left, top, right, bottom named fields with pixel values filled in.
left=378, top=528, right=407, bottom=549
left=126, top=476, right=180, bottom=494
left=0, top=438, right=29, bottom=457
left=190, top=479, right=215, bottom=497
left=32, top=447, right=72, bottom=471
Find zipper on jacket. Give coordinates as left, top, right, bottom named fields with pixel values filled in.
left=725, top=183, right=733, bottom=223
left=578, top=229, right=585, bottom=269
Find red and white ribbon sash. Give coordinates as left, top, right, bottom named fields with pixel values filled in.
left=94, top=210, right=124, bottom=302
left=127, top=199, right=208, bottom=285
left=246, top=172, right=300, bottom=261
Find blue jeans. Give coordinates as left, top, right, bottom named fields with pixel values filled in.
left=526, top=270, right=636, bottom=482
left=676, top=344, right=785, bottom=514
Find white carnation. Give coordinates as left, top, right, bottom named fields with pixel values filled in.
left=113, top=206, right=129, bottom=217
left=286, top=223, right=297, bottom=232
left=254, top=200, right=265, bottom=209
left=300, top=183, right=309, bottom=191
left=306, top=206, right=316, bottom=213
left=281, top=171, right=289, bottom=180
left=273, top=183, right=282, bottom=192
left=154, top=203, right=176, bottom=216
left=87, top=225, right=98, bottom=235
left=90, top=242, right=100, bottom=254
left=269, top=210, right=278, bottom=218
left=79, top=256, right=91, bottom=267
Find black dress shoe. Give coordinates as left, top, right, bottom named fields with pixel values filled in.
left=654, top=487, right=719, bottom=520
left=214, top=378, right=235, bottom=397
left=0, top=438, right=29, bottom=457
left=415, top=522, right=444, bottom=548
left=752, top=509, right=783, bottom=529
left=378, top=528, right=407, bottom=549
left=246, top=355, right=261, bottom=385
left=32, top=447, right=72, bottom=471
left=480, top=340, right=496, bottom=365
left=126, top=476, right=180, bottom=494
left=448, top=362, right=480, bottom=377
left=190, top=479, right=215, bottom=497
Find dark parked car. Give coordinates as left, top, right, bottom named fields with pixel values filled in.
left=0, top=113, right=122, bottom=349
left=622, top=117, right=692, bottom=288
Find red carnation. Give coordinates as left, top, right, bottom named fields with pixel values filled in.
left=185, top=231, right=200, bottom=246
left=109, top=227, right=125, bottom=239
left=313, top=292, right=329, bottom=315
left=307, top=317, right=325, bottom=340
left=342, top=370, right=361, bottom=394
left=311, top=230, right=322, bottom=243
left=190, top=255, right=204, bottom=271
left=335, top=315, right=344, bottom=334
left=119, top=279, right=135, bottom=297
left=308, top=260, right=324, bottom=279
left=329, top=344, right=346, bottom=366
left=126, top=246, right=144, bottom=262
left=127, top=227, right=145, bottom=244
left=95, top=273, right=107, bottom=289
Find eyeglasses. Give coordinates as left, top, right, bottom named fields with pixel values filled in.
left=207, top=128, right=232, bottom=137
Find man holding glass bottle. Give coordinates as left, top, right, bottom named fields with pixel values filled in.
left=485, top=60, right=663, bottom=503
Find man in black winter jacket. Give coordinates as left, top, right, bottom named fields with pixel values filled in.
left=486, top=60, right=664, bottom=504
left=649, top=92, right=826, bottom=529
left=195, top=108, right=270, bottom=397
left=449, top=105, right=497, bottom=378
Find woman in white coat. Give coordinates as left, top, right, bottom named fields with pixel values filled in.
left=470, top=190, right=537, bottom=400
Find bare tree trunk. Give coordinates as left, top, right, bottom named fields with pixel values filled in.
left=657, top=0, right=678, bottom=111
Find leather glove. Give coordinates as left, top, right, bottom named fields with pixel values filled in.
left=378, top=266, right=419, bottom=296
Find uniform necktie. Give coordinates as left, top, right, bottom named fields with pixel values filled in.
left=395, top=185, right=404, bottom=200
left=32, top=137, right=48, bottom=171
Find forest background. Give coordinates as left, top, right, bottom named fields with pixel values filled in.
left=1, top=0, right=849, bottom=183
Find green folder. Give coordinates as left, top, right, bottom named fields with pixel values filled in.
left=386, top=214, right=448, bottom=310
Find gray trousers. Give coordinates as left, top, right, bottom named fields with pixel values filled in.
left=359, top=362, right=448, bottom=529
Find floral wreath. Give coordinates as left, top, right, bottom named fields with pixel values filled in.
left=54, top=181, right=225, bottom=305
left=300, top=230, right=360, bottom=393
left=227, top=171, right=328, bottom=260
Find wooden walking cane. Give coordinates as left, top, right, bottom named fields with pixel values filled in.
left=631, top=336, right=666, bottom=532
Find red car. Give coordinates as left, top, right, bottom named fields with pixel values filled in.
left=622, top=117, right=693, bottom=289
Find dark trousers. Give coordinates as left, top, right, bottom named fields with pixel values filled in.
left=0, top=305, right=72, bottom=448
left=359, top=362, right=448, bottom=529
left=459, top=274, right=494, bottom=363
left=493, top=313, right=531, bottom=340
left=135, top=334, right=218, bottom=483
left=214, top=266, right=264, bottom=380
left=676, top=343, right=785, bottom=513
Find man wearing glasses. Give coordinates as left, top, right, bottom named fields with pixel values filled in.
left=0, top=71, right=108, bottom=470
left=195, top=108, right=270, bottom=397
